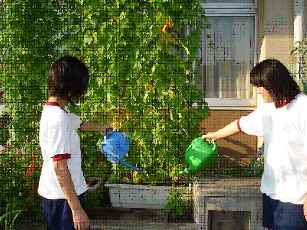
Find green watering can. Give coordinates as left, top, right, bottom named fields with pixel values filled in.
left=180, top=137, right=218, bottom=174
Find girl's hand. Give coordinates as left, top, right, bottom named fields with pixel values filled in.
left=103, top=125, right=113, bottom=135
left=202, top=132, right=218, bottom=141
left=201, top=120, right=240, bottom=141
left=72, top=208, right=90, bottom=230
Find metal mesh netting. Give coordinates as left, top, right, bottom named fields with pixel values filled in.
left=0, top=0, right=261, bottom=229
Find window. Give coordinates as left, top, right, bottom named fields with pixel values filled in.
left=206, top=0, right=254, bottom=2
left=200, top=1, right=257, bottom=107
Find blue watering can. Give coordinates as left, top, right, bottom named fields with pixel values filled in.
left=100, top=131, right=142, bottom=172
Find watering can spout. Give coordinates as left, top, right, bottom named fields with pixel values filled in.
left=120, top=159, right=143, bottom=173
left=179, top=168, right=191, bottom=175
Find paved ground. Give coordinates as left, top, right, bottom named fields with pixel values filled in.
left=90, top=220, right=197, bottom=230
left=17, top=208, right=198, bottom=230
left=89, top=209, right=197, bottom=230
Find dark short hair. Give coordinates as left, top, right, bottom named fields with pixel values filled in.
left=48, top=56, right=89, bottom=103
left=250, top=59, right=300, bottom=108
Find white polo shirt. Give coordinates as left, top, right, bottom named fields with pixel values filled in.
left=239, top=93, right=307, bottom=204
left=38, top=104, right=88, bottom=199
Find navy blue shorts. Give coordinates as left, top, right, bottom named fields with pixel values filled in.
left=263, top=193, right=307, bottom=230
left=40, top=192, right=87, bottom=230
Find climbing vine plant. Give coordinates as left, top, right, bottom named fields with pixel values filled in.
left=0, top=0, right=207, bottom=192
left=292, top=39, right=307, bottom=94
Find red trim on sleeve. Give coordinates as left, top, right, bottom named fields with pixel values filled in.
left=46, top=101, right=61, bottom=106
left=237, top=119, right=242, bottom=132
left=52, top=153, right=71, bottom=161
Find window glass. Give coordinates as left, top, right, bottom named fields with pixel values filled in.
left=201, top=16, right=255, bottom=99
left=205, top=0, right=254, bottom=3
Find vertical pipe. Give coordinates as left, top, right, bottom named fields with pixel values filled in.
left=294, top=0, right=304, bottom=81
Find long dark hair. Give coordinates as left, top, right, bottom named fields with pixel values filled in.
left=250, top=59, right=300, bottom=108
left=48, top=56, right=89, bottom=103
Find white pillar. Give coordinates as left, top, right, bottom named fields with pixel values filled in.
left=294, top=0, right=304, bottom=81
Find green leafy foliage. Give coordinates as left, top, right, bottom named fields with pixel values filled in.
left=163, top=187, right=190, bottom=220
left=0, top=113, right=10, bottom=145
left=243, top=154, right=264, bottom=177
left=77, top=0, right=207, bottom=184
left=0, top=0, right=63, bottom=216
left=291, top=39, right=307, bottom=94
left=0, top=204, right=23, bottom=230
left=0, top=2, right=207, bottom=215
left=0, top=146, right=41, bottom=223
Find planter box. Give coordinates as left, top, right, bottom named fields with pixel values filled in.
left=105, top=183, right=172, bottom=209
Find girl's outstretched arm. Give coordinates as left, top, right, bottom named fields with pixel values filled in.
left=202, top=120, right=240, bottom=141
left=80, top=122, right=112, bottom=133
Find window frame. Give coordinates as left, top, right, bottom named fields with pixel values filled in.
left=200, top=1, right=258, bottom=108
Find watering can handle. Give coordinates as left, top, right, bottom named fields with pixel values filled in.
left=211, top=142, right=217, bottom=152
left=202, top=137, right=217, bottom=152
left=104, top=128, right=113, bottom=136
